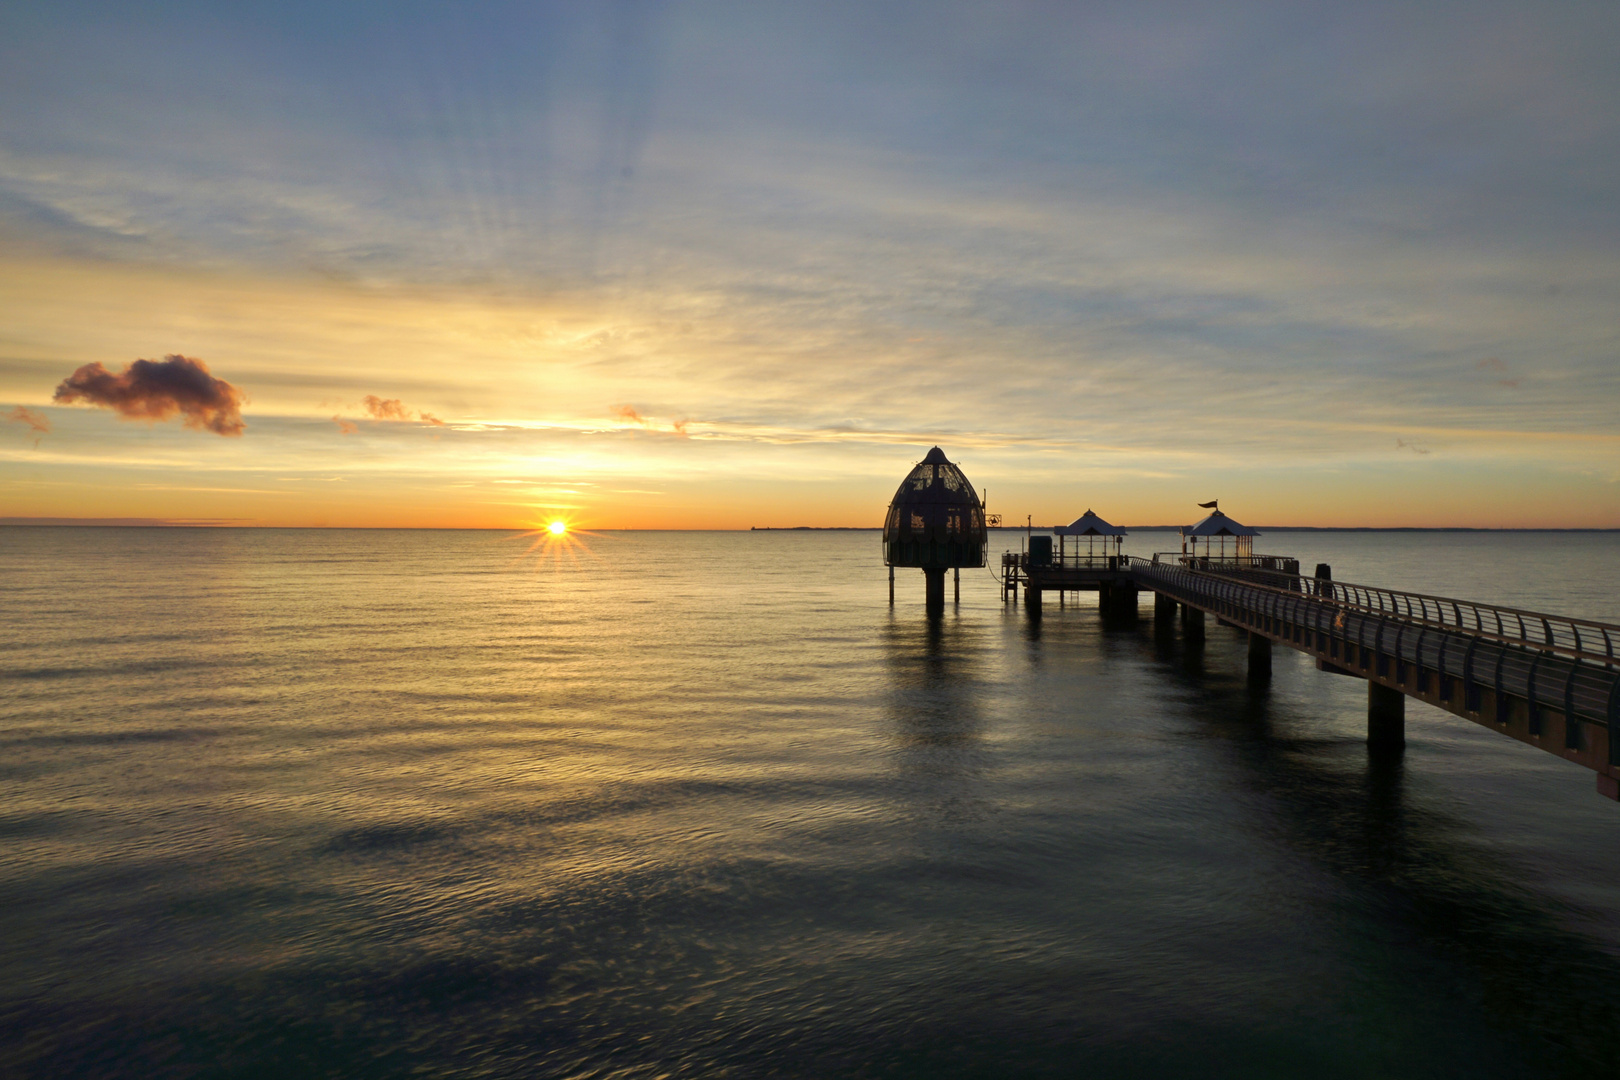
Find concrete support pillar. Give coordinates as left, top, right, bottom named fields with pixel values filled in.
left=1185, top=607, right=1205, bottom=641
left=924, top=568, right=945, bottom=616
left=1369, top=681, right=1405, bottom=752
left=1098, top=583, right=1113, bottom=615
left=1155, top=591, right=1176, bottom=623
left=1114, top=587, right=1139, bottom=619
left=1247, top=632, right=1272, bottom=680
left=1026, top=585, right=1043, bottom=620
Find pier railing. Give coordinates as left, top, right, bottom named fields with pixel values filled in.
left=1130, top=558, right=1620, bottom=735
left=1149, top=553, right=1301, bottom=573
left=1038, top=552, right=1130, bottom=570
left=1003, top=551, right=1131, bottom=571
left=1173, top=562, right=1620, bottom=666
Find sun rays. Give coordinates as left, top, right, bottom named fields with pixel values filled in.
left=509, top=512, right=609, bottom=570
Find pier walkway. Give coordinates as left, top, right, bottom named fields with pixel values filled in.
left=1004, top=552, right=1620, bottom=801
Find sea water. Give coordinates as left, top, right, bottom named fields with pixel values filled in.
left=3, top=526, right=1619, bottom=1078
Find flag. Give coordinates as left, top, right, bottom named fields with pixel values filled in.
left=1197, top=499, right=1218, bottom=509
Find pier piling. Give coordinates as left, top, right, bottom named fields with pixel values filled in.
left=1247, top=632, right=1271, bottom=680
left=924, top=568, right=946, bottom=615
left=1116, top=586, right=1138, bottom=619
left=1368, top=681, right=1405, bottom=752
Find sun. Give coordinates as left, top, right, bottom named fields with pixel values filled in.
left=508, top=512, right=605, bottom=572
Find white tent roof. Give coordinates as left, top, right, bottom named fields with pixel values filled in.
left=1182, top=509, right=1259, bottom=537
left=1055, top=509, right=1126, bottom=536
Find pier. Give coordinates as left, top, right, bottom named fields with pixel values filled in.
left=878, top=451, right=1620, bottom=803
left=1003, top=547, right=1620, bottom=802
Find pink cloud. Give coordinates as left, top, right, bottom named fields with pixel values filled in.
left=362, top=395, right=412, bottom=421
left=5, top=405, right=50, bottom=435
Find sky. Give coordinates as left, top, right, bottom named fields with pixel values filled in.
left=1, top=0, right=1617, bottom=529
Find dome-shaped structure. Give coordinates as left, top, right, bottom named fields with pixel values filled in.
left=883, top=446, right=988, bottom=569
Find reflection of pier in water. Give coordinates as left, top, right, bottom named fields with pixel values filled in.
left=884, top=590, right=1620, bottom=1071
left=1140, top=627, right=1620, bottom=1071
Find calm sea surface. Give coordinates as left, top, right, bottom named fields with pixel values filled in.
left=4, top=526, right=1620, bottom=1078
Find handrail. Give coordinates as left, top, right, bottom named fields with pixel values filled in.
left=1148, top=552, right=1298, bottom=569
left=1005, top=551, right=1129, bottom=570
left=1129, top=557, right=1620, bottom=668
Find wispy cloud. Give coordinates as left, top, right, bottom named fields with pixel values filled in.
left=5, top=405, right=50, bottom=446
left=329, top=395, right=448, bottom=430
left=362, top=395, right=412, bottom=422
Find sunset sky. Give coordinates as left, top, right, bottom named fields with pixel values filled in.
left=2, top=1, right=1617, bottom=529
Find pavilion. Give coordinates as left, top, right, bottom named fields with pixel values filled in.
left=1180, top=509, right=1259, bottom=565
left=1055, top=509, right=1126, bottom=565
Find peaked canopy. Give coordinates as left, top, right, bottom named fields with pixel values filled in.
left=1056, top=510, right=1126, bottom=536
left=1182, top=509, right=1259, bottom=537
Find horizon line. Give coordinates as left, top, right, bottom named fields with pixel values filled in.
left=3, top=519, right=1617, bottom=533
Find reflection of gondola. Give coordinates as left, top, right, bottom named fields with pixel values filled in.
left=878, top=616, right=988, bottom=773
